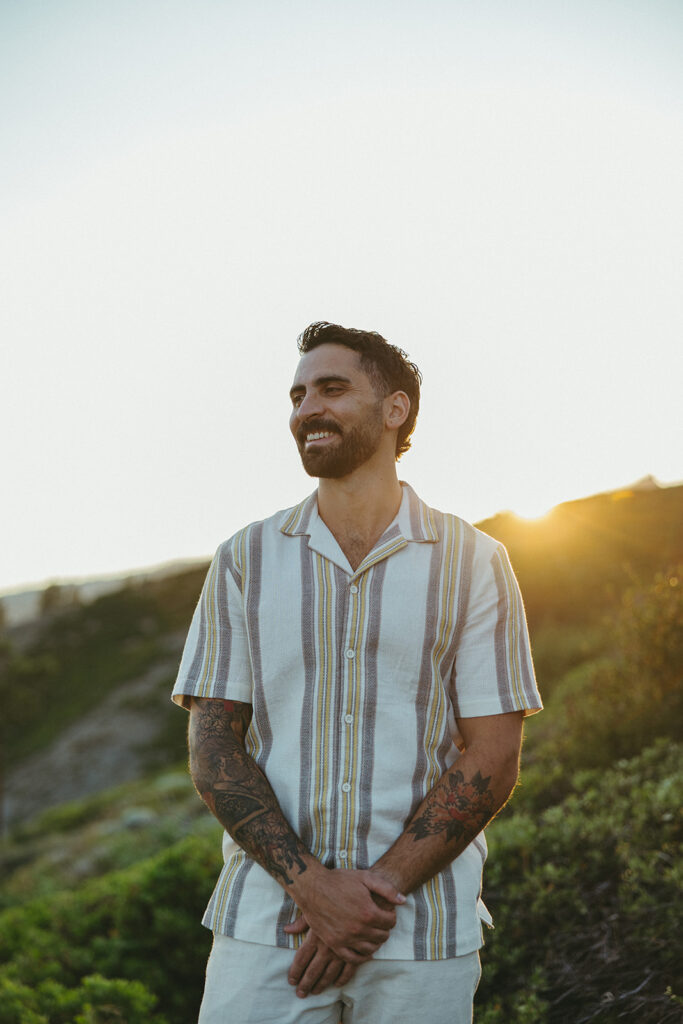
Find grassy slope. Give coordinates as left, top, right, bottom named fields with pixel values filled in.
left=2, top=483, right=680, bottom=767
left=0, top=483, right=681, bottom=1022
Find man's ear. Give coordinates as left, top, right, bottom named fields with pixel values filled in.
left=384, top=391, right=410, bottom=431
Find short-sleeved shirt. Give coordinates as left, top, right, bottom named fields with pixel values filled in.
left=172, top=483, right=542, bottom=959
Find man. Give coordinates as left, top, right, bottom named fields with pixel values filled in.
left=173, top=322, right=542, bottom=1023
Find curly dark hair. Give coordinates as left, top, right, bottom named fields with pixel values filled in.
left=296, top=322, right=422, bottom=459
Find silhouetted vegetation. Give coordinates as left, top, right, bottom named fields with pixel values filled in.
left=479, top=483, right=682, bottom=629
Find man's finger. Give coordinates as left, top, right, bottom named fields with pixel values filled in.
left=288, top=938, right=318, bottom=986
left=334, top=962, right=357, bottom=988
left=306, top=957, right=346, bottom=996
left=362, top=871, right=407, bottom=906
left=284, top=914, right=309, bottom=936
left=334, top=944, right=377, bottom=964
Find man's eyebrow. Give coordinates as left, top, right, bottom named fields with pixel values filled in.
left=289, top=375, right=352, bottom=397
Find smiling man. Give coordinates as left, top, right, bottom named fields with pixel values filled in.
left=173, top=322, right=542, bottom=1024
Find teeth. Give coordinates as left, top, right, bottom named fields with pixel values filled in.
left=306, top=431, right=333, bottom=441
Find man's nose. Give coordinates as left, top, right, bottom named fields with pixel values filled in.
left=296, top=391, right=324, bottom=420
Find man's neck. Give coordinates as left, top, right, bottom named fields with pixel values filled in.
left=317, top=464, right=403, bottom=571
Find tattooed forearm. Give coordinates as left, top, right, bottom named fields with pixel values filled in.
left=407, top=769, right=495, bottom=845
left=189, top=698, right=310, bottom=886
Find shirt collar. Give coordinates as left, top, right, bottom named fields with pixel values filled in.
left=279, top=482, right=439, bottom=544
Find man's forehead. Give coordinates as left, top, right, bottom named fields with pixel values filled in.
left=291, top=343, right=364, bottom=387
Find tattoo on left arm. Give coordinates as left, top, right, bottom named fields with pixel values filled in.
left=407, top=770, right=495, bottom=845
left=189, top=698, right=310, bottom=887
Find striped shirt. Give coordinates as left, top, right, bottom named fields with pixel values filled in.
left=172, top=483, right=541, bottom=959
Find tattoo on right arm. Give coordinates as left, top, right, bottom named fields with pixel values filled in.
left=189, top=698, right=309, bottom=886
left=407, top=769, right=495, bottom=846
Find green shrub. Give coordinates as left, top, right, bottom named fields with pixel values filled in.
left=0, top=973, right=165, bottom=1024
left=479, top=740, right=683, bottom=1023
left=562, top=569, right=682, bottom=766
left=520, top=569, right=683, bottom=812
left=0, top=834, right=219, bottom=1024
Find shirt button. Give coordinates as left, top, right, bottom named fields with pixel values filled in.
left=345, top=649, right=355, bottom=660
left=349, top=585, right=359, bottom=594
left=341, top=783, right=351, bottom=793
left=344, top=714, right=353, bottom=724
left=339, top=851, right=348, bottom=860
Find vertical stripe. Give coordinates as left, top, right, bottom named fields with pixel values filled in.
left=246, top=523, right=273, bottom=759
left=423, top=516, right=457, bottom=784
left=411, top=525, right=445, bottom=959
left=356, top=560, right=386, bottom=866
left=499, top=552, right=538, bottom=704
left=445, top=523, right=475, bottom=719
left=297, top=539, right=318, bottom=849
left=225, top=534, right=243, bottom=589
left=423, top=516, right=459, bottom=956
left=197, top=554, right=224, bottom=697
left=492, top=547, right=526, bottom=713
left=208, top=851, right=254, bottom=934
left=327, top=560, right=344, bottom=861
left=299, top=547, right=342, bottom=865
left=275, top=893, right=299, bottom=948
left=222, top=858, right=256, bottom=933
left=184, top=557, right=216, bottom=694
left=442, top=869, right=458, bottom=957
left=518, top=628, right=537, bottom=704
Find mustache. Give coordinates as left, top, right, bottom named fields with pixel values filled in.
left=297, top=419, right=341, bottom=446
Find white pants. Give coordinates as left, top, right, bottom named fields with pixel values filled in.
left=198, top=933, right=481, bottom=1024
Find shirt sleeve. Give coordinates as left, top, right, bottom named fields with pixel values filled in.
left=450, top=537, right=542, bottom=719
left=172, top=538, right=254, bottom=709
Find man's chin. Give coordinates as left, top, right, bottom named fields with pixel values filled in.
left=299, top=453, right=352, bottom=480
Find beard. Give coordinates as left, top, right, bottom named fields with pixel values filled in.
left=296, top=404, right=385, bottom=479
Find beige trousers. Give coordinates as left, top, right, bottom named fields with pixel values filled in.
left=198, top=933, right=481, bottom=1024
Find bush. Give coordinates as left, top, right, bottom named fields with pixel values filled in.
left=520, top=569, right=683, bottom=812
left=478, top=740, right=683, bottom=1023
left=0, top=834, right=219, bottom=1024
left=0, top=974, right=165, bottom=1024
left=564, top=568, right=682, bottom=767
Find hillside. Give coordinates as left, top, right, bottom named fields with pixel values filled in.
left=0, top=481, right=681, bottom=1022
left=477, top=480, right=682, bottom=628
left=1, top=482, right=680, bottom=831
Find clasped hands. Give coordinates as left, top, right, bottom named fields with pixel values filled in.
left=285, top=867, right=405, bottom=999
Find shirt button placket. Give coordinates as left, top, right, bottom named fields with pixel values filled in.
left=341, top=578, right=359, bottom=857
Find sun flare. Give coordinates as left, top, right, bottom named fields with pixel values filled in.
left=512, top=501, right=554, bottom=522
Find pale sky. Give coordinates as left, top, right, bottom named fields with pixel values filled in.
left=2, top=0, right=682, bottom=593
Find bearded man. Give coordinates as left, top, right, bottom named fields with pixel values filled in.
left=172, top=321, right=542, bottom=1024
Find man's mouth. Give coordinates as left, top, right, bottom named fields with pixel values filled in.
left=306, top=431, right=335, bottom=443
left=298, top=424, right=340, bottom=448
